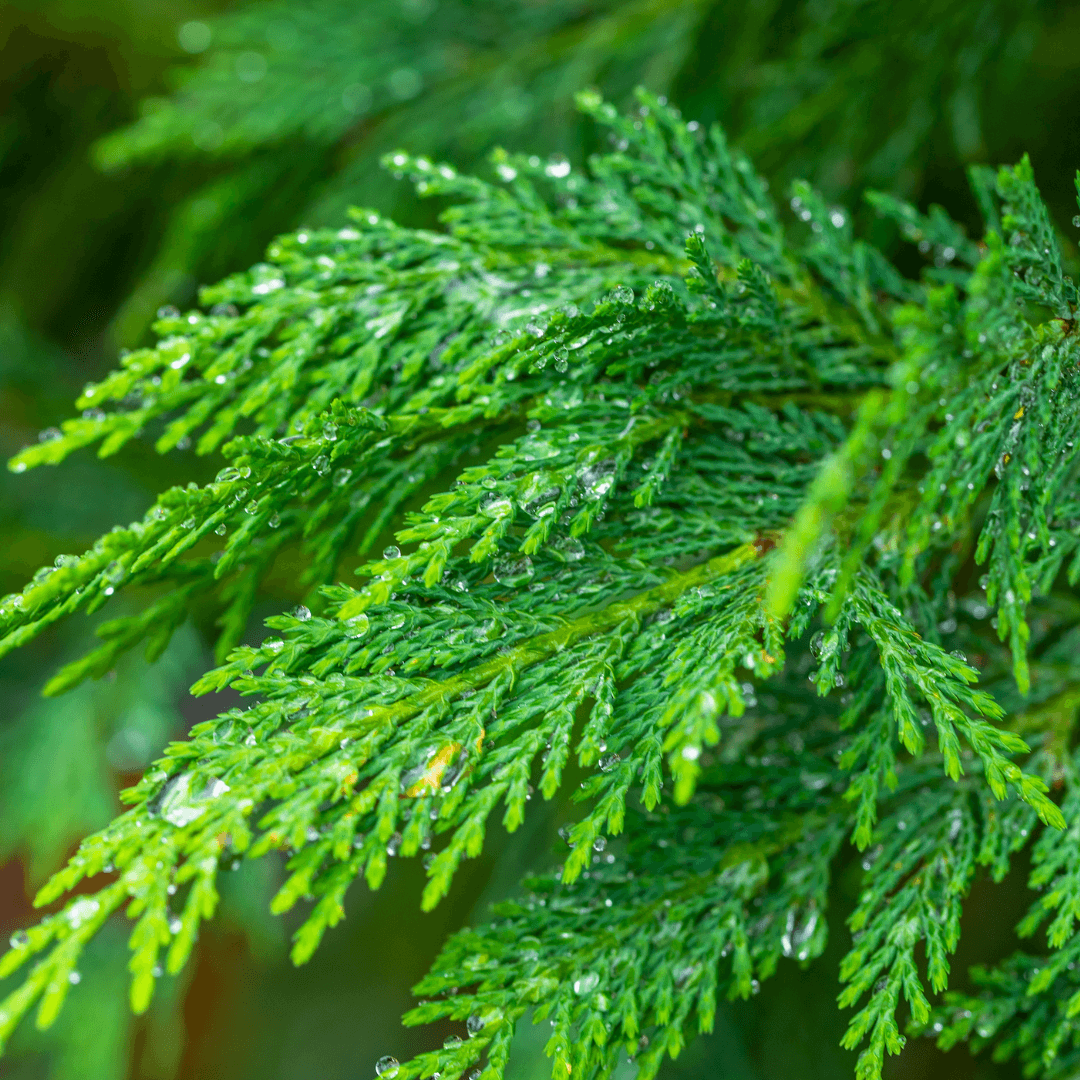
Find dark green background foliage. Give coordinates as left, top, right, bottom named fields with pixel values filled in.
left=3, top=3, right=1080, bottom=1079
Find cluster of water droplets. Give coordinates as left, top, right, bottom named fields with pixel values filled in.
left=371, top=1004, right=506, bottom=1080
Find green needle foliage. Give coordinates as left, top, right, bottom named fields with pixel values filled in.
left=91, top=0, right=1077, bottom=342
left=4, top=87, right=1080, bottom=1079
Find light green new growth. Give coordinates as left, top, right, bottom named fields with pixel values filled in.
left=3, top=88, right=1080, bottom=1080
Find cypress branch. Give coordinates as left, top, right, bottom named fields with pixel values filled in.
left=4, top=87, right=1080, bottom=1079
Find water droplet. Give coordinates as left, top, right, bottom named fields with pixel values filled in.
left=578, top=459, right=616, bottom=501
left=68, top=971, right=81, bottom=985
left=333, top=467, right=352, bottom=487
left=598, top=753, right=620, bottom=772
left=592, top=836, right=606, bottom=852
left=493, top=555, right=534, bottom=587
left=608, top=285, right=634, bottom=305
left=781, top=905, right=819, bottom=959
left=293, top=605, right=312, bottom=621
left=383, top=545, right=401, bottom=560
left=345, top=614, right=370, bottom=639
left=553, top=347, right=569, bottom=373
left=322, top=422, right=338, bottom=441
left=312, top=456, right=331, bottom=476
left=443, top=1035, right=462, bottom=1049
left=375, top=1056, right=400, bottom=1078
left=553, top=536, right=584, bottom=562
left=809, top=629, right=839, bottom=662
left=521, top=487, right=560, bottom=520
left=215, top=523, right=227, bottom=536
left=268, top=512, right=281, bottom=528
left=573, top=971, right=600, bottom=995
left=9, top=930, right=28, bottom=950
left=480, top=494, right=514, bottom=518
left=66, top=897, right=100, bottom=929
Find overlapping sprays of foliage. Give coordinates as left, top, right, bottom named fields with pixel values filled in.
left=4, top=89, right=1080, bottom=1079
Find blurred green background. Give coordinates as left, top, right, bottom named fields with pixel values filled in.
left=2, top=1, right=1080, bottom=1076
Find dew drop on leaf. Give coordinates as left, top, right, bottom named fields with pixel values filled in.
left=493, top=555, right=534, bottom=586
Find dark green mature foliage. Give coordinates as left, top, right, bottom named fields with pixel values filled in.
left=4, top=88, right=1080, bottom=1080
left=91, top=0, right=1072, bottom=341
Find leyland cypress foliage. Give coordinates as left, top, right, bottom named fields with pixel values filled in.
left=92, top=0, right=1062, bottom=341
left=3, top=88, right=1080, bottom=1079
